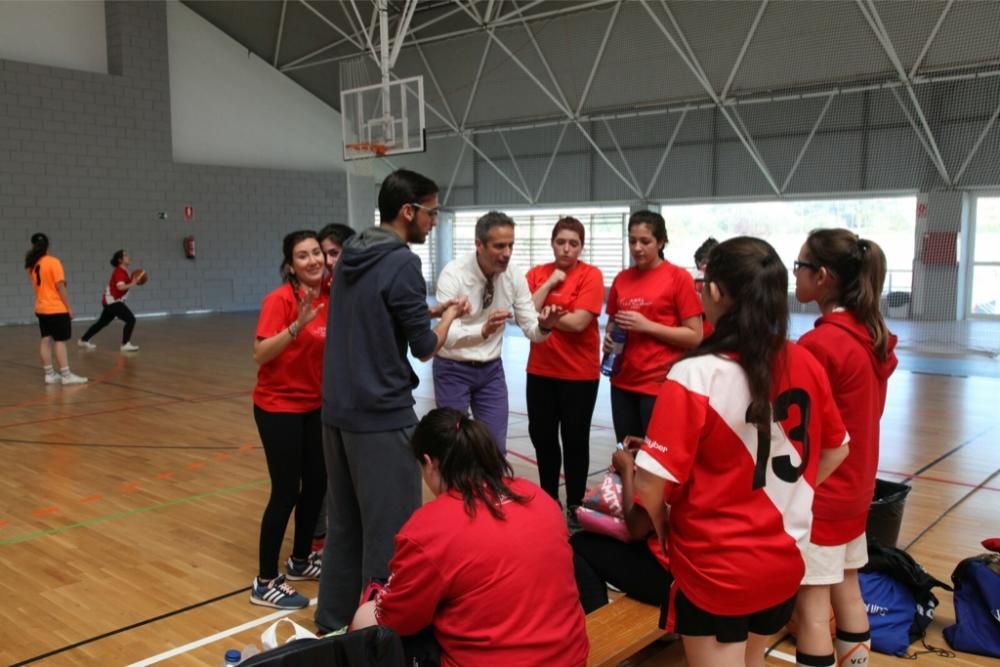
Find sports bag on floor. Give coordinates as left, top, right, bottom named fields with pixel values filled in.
left=240, top=620, right=405, bottom=667
left=859, top=541, right=951, bottom=657
left=943, top=552, right=1000, bottom=658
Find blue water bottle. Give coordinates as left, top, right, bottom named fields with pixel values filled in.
left=600, top=328, right=627, bottom=377
left=221, top=649, right=241, bottom=667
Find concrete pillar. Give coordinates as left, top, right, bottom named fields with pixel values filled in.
left=911, top=191, right=969, bottom=320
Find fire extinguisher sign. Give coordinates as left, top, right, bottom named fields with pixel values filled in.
left=184, top=206, right=194, bottom=221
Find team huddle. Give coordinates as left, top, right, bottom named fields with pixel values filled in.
left=26, top=166, right=896, bottom=667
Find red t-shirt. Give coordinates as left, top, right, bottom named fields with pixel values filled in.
left=375, top=478, right=589, bottom=667
left=635, top=344, right=847, bottom=615
left=252, top=283, right=328, bottom=413
left=103, top=266, right=130, bottom=305
left=606, top=261, right=703, bottom=396
left=798, top=311, right=897, bottom=545
left=526, top=261, right=604, bottom=381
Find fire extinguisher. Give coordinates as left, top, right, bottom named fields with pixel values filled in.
left=183, top=235, right=196, bottom=260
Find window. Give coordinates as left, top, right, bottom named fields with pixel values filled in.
left=451, top=206, right=628, bottom=286
left=970, top=196, right=1000, bottom=317
left=660, top=197, right=917, bottom=295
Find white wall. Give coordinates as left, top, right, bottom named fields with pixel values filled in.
left=166, top=1, right=346, bottom=172
left=0, top=1, right=107, bottom=73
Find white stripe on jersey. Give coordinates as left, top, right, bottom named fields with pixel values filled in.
left=104, top=284, right=127, bottom=305
left=666, top=354, right=815, bottom=561
left=635, top=450, right=680, bottom=483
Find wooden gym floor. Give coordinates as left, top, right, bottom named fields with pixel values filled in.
left=0, top=312, right=996, bottom=666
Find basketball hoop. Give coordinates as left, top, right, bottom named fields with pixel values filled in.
left=346, top=142, right=388, bottom=158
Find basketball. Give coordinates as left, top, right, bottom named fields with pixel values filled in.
left=132, top=269, right=149, bottom=285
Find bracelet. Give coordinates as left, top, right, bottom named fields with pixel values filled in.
left=539, top=324, right=552, bottom=334
left=288, top=322, right=299, bottom=338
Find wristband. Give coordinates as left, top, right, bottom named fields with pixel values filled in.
left=539, top=324, right=552, bottom=334
left=288, top=322, right=299, bottom=338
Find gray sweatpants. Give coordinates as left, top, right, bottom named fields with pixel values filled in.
left=314, top=423, right=422, bottom=631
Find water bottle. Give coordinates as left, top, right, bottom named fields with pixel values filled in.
left=220, top=649, right=241, bottom=667
left=600, top=328, right=627, bottom=377
left=240, top=644, right=261, bottom=663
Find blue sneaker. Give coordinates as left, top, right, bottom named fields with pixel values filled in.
left=250, top=575, right=308, bottom=609
left=286, top=552, right=322, bottom=581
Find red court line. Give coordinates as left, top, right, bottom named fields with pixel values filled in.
left=0, top=356, right=126, bottom=415
left=0, top=389, right=250, bottom=432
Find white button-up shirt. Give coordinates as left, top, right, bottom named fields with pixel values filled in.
left=435, top=252, right=549, bottom=362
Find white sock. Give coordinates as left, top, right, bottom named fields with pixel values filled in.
left=43, top=364, right=55, bottom=376
left=60, top=367, right=72, bottom=377
left=835, top=628, right=871, bottom=667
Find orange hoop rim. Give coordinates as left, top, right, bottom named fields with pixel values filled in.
left=346, top=142, right=388, bottom=157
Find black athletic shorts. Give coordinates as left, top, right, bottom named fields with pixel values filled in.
left=36, top=313, right=72, bottom=341
left=673, top=586, right=797, bottom=643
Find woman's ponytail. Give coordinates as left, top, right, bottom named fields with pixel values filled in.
left=25, top=232, right=49, bottom=269
left=805, top=230, right=890, bottom=361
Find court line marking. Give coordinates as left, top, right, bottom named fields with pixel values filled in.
left=125, top=599, right=318, bottom=667
left=0, top=479, right=266, bottom=546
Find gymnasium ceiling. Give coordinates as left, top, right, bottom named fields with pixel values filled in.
left=181, top=1, right=1000, bottom=199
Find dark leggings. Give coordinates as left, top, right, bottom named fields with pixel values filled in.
left=253, top=405, right=326, bottom=579
left=571, top=531, right=673, bottom=614
left=610, top=385, right=658, bottom=443
left=526, top=374, right=600, bottom=509
left=82, top=302, right=136, bottom=344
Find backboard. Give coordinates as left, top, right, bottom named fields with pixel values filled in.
left=341, top=75, right=425, bottom=161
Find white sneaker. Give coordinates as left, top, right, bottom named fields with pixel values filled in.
left=77, top=339, right=96, bottom=350
left=60, top=372, right=88, bottom=385
left=120, top=342, right=140, bottom=352
left=45, top=373, right=61, bottom=385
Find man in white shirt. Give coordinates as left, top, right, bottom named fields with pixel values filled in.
left=434, top=211, right=563, bottom=453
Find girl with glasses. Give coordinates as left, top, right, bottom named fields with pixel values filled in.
left=792, top=229, right=898, bottom=667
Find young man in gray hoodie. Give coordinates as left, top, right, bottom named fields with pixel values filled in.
left=315, top=169, right=467, bottom=632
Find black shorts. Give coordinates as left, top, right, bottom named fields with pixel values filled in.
left=37, top=313, right=72, bottom=342
left=672, top=586, right=797, bottom=643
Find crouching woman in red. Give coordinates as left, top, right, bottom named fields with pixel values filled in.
left=351, top=407, right=589, bottom=667
left=633, top=237, right=850, bottom=667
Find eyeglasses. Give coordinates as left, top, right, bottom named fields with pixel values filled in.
left=410, top=202, right=440, bottom=218
left=793, top=260, right=820, bottom=273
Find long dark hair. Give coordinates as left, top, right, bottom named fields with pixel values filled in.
left=280, top=230, right=318, bottom=287
left=628, top=210, right=668, bottom=259
left=25, top=232, right=49, bottom=269
left=410, top=408, right=527, bottom=520
left=804, top=228, right=890, bottom=361
left=689, top=236, right=789, bottom=427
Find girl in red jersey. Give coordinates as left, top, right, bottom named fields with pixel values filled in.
left=792, top=230, right=898, bottom=667
left=250, top=230, right=328, bottom=610
left=634, top=237, right=850, bottom=667
left=526, top=217, right=604, bottom=521
left=351, top=408, right=589, bottom=667
left=604, top=210, right=703, bottom=442
left=78, top=249, right=142, bottom=352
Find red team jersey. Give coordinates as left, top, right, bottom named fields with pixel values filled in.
left=525, top=261, right=604, bottom=381
left=252, top=283, right=329, bottom=413
left=799, top=311, right=897, bottom=545
left=375, top=478, right=589, bottom=667
left=103, top=266, right=130, bottom=305
left=606, top=261, right=703, bottom=396
left=635, top=344, right=847, bottom=615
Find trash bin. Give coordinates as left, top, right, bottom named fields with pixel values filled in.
left=866, top=478, right=911, bottom=548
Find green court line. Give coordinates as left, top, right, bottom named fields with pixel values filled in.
left=0, top=479, right=268, bottom=546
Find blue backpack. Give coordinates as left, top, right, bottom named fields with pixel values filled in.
left=859, top=542, right=952, bottom=657
left=943, top=553, right=1000, bottom=658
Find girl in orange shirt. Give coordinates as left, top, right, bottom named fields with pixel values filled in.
left=24, top=233, right=87, bottom=385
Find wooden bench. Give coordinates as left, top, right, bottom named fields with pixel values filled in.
left=586, top=596, right=668, bottom=667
